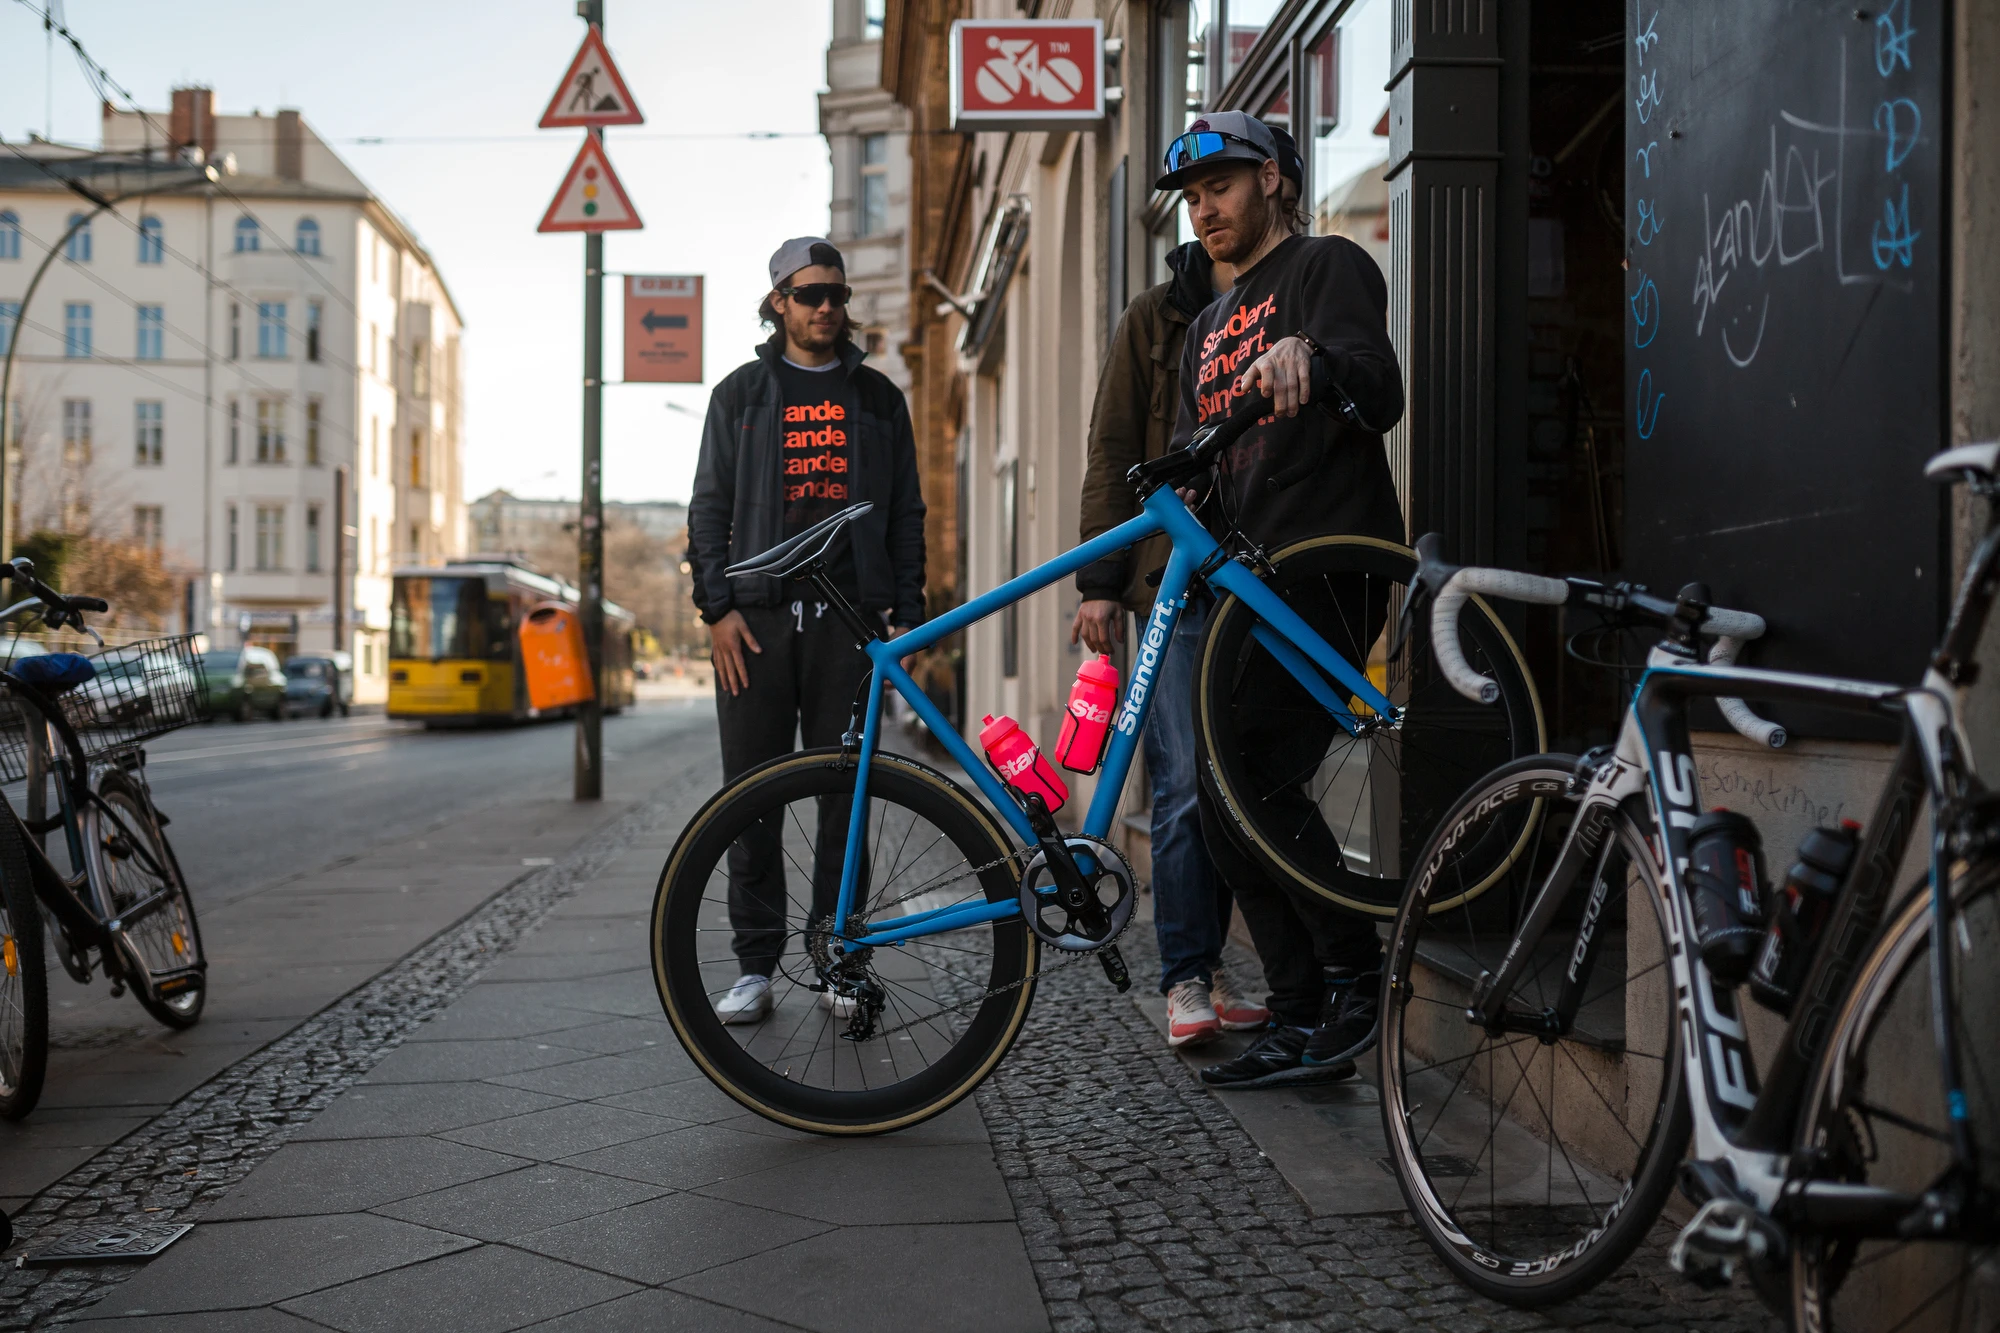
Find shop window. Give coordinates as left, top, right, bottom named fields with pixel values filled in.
left=1310, top=0, right=1392, bottom=265
left=1222, top=0, right=1285, bottom=91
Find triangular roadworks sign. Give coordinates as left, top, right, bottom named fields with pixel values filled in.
left=537, top=135, right=642, bottom=233
left=539, top=24, right=644, bottom=128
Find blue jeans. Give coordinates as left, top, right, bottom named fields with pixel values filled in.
left=1143, top=602, right=1231, bottom=992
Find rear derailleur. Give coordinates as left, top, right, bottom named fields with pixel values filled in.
left=806, top=917, right=887, bottom=1042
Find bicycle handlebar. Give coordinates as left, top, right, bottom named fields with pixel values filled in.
left=2, top=558, right=108, bottom=634
left=1127, top=355, right=1350, bottom=497
left=1409, top=535, right=1786, bottom=749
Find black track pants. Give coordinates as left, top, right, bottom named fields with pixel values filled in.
left=714, top=600, right=877, bottom=977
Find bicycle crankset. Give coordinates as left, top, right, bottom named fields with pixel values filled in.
left=1018, top=833, right=1136, bottom=953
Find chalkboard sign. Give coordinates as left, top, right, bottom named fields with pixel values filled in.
left=1623, top=0, right=1944, bottom=736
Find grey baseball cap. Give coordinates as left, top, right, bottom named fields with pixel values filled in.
left=768, top=236, right=846, bottom=288
left=1155, top=110, right=1281, bottom=191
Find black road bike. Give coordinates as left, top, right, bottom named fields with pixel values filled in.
left=1375, top=445, right=2000, bottom=1331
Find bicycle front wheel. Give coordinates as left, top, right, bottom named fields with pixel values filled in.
left=1194, top=535, right=1544, bottom=917
left=88, top=769, right=206, bottom=1030
left=1791, top=860, right=2000, bottom=1331
left=653, top=749, right=1037, bottom=1135
left=0, top=804, right=47, bottom=1121
left=1380, top=756, right=1689, bottom=1305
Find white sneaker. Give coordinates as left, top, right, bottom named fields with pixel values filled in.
left=716, top=974, right=772, bottom=1025
left=1166, top=978, right=1223, bottom=1047
left=1210, top=966, right=1270, bottom=1031
left=819, top=988, right=857, bottom=1019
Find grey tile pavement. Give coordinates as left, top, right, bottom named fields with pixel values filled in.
left=51, top=751, right=1052, bottom=1333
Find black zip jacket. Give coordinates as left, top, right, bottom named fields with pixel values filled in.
left=688, top=339, right=928, bottom=627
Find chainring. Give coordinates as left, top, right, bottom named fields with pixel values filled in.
left=1018, top=834, right=1136, bottom=952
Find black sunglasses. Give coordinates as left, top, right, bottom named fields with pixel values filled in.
left=778, top=283, right=853, bottom=309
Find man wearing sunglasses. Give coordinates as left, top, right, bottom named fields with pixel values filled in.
left=687, top=237, right=928, bottom=1025
left=1152, top=112, right=1407, bottom=1090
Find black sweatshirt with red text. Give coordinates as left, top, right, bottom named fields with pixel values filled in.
left=1169, top=233, right=1406, bottom=553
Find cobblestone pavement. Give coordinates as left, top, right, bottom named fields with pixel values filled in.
left=976, top=930, right=1784, bottom=1333
left=0, top=765, right=711, bottom=1331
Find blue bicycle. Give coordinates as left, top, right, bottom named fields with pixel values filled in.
left=653, top=363, right=1541, bottom=1133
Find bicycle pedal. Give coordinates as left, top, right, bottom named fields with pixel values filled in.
left=1668, top=1198, right=1783, bottom=1289
left=1098, top=944, right=1131, bottom=992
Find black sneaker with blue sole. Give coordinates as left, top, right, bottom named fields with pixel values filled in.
left=1302, top=969, right=1380, bottom=1068
left=1197, top=1023, right=1357, bottom=1089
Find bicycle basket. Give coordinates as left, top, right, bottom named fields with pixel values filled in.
left=57, top=635, right=213, bottom=760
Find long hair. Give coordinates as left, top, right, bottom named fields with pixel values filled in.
left=761, top=240, right=862, bottom=346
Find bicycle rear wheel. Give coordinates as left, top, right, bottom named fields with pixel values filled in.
left=1380, top=756, right=1689, bottom=1305
left=654, top=749, right=1037, bottom=1135
left=0, top=804, right=47, bottom=1121
left=1194, top=535, right=1544, bottom=917
left=1792, top=861, right=2000, bottom=1331
left=88, top=769, right=206, bottom=1029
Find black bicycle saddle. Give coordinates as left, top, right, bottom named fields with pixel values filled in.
left=725, top=501, right=875, bottom=580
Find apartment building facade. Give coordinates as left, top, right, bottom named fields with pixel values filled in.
left=0, top=88, right=465, bottom=698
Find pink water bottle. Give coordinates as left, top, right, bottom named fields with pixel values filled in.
left=1055, top=655, right=1120, bottom=773
left=979, top=713, right=1069, bottom=814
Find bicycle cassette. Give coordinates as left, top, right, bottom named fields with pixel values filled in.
left=1018, top=834, right=1136, bottom=952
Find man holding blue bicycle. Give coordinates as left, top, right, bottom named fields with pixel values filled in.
left=1157, top=113, right=1406, bottom=1089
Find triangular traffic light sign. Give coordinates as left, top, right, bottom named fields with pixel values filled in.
left=537, top=135, right=642, bottom=233
left=539, top=24, right=644, bottom=128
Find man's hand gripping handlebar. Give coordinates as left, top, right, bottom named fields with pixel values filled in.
left=1127, top=354, right=1358, bottom=499
left=1394, top=534, right=1787, bottom=750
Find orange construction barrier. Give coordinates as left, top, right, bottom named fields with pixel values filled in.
left=519, top=602, right=596, bottom=711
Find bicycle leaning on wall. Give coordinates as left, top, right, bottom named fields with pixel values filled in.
left=652, top=357, right=1544, bottom=1135
left=0, top=558, right=210, bottom=1122
left=1374, top=445, right=2000, bottom=1331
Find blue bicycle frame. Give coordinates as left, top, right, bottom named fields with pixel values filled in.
left=830, top=483, right=1400, bottom=950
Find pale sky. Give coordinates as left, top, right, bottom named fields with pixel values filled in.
left=0, top=0, right=836, bottom=505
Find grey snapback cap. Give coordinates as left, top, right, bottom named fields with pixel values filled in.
left=1155, top=110, right=1281, bottom=191
left=768, top=236, right=846, bottom=288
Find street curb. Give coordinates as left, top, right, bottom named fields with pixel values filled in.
left=0, top=769, right=706, bottom=1330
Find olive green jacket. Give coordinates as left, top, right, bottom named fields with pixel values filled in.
left=1076, top=242, right=1219, bottom=613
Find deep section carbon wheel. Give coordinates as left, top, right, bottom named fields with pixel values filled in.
left=1194, top=535, right=1544, bottom=917
left=654, top=749, right=1037, bottom=1135
left=1379, top=756, right=1689, bottom=1305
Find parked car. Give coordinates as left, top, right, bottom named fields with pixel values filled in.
left=282, top=653, right=353, bottom=718
left=202, top=646, right=287, bottom=721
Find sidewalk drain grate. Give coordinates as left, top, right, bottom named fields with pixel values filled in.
left=1374, top=1154, right=1480, bottom=1178
left=20, top=1222, right=193, bottom=1267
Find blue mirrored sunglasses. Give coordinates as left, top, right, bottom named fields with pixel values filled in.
left=1164, top=130, right=1262, bottom=174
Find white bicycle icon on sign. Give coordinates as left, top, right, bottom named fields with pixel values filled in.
left=975, top=35, right=1085, bottom=105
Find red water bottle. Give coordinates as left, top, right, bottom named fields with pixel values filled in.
left=1055, top=654, right=1120, bottom=773
left=979, top=713, right=1068, bottom=813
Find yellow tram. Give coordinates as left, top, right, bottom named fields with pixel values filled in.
left=388, top=559, right=636, bottom=724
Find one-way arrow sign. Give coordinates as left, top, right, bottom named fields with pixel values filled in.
left=624, top=275, right=703, bottom=383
